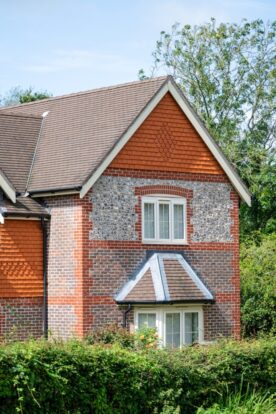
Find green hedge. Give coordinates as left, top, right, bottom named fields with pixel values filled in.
left=0, top=338, right=275, bottom=413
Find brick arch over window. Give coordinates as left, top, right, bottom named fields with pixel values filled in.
left=135, top=185, right=193, bottom=244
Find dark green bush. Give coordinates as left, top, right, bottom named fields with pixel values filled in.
left=0, top=338, right=275, bottom=413
left=86, top=323, right=135, bottom=349
left=240, top=233, right=276, bottom=337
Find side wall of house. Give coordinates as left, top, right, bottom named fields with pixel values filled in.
left=85, top=92, right=240, bottom=340
left=44, top=92, right=240, bottom=340
left=0, top=219, right=43, bottom=339
left=86, top=172, right=240, bottom=340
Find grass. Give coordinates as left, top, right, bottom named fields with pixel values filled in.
left=196, top=390, right=276, bottom=414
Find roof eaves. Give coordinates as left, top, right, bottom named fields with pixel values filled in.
left=116, top=299, right=215, bottom=305
left=0, top=169, right=16, bottom=203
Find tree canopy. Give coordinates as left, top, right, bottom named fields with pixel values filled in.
left=0, top=86, right=51, bottom=107
left=140, top=19, right=276, bottom=238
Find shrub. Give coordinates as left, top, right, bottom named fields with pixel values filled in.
left=0, top=338, right=274, bottom=413
left=196, top=390, right=276, bottom=414
left=240, top=233, right=276, bottom=337
left=86, top=323, right=135, bottom=349
left=135, top=326, right=159, bottom=350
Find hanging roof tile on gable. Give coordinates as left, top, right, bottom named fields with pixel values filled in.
left=115, top=253, right=214, bottom=304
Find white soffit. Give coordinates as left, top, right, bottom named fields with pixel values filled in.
left=80, top=79, right=251, bottom=206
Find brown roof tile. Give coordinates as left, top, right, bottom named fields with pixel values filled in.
left=125, top=269, right=156, bottom=302
left=0, top=113, right=42, bottom=193
left=163, top=259, right=206, bottom=301
left=0, top=77, right=168, bottom=192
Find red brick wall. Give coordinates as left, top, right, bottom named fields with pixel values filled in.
left=45, top=194, right=92, bottom=338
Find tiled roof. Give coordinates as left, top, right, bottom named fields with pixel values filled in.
left=0, top=77, right=168, bottom=193
left=0, top=113, right=42, bottom=193
left=0, top=194, right=49, bottom=218
left=115, top=253, right=214, bottom=304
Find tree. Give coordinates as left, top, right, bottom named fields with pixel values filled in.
left=0, top=86, right=51, bottom=107
left=240, top=233, right=276, bottom=337
left=140, top=19, right=276, bottom=237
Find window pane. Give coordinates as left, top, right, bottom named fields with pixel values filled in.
left=138, top=313, right=156, bottom=329
left=166, top=313, right=180, bottom=348
left=159, top=203, right=170, bottom=239
left=184, top=313, right=199, bottom=345
left=173, top=204, right=184, bottom=239
left=144, top=203, right=155, bottom=239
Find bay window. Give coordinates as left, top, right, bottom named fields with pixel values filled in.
left=135, top=307, right=203, bottom=348
left=142, top=196, right=186, bottom=243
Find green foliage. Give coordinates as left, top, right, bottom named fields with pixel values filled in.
left=141, top=19, right=276, bottom=237
left=135, top=326, right=160, bottom=349
left=240, top=233, right=276, bottom=337
left=0, top=338, right=274, bottom=413
left=0, top=86, right=51, bottom=107
left=86, top=324, right=160, bottom=350
left=197, top=390, right=275, bottom=414
left=86, top=323, right=135, bottom=349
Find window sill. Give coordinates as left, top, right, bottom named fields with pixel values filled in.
left=142, top=240, right=189, bottom=245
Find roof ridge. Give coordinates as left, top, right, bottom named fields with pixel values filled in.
left=0, top=111, right=42, bottom=119
left=0, top=76, right=169, bottom=111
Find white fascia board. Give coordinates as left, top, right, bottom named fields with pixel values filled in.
left=177, top=254, right=214, bottom=300
left=150, top=254, right=165, bottom=301
left=80, top=82, right=170, bottom=198
left=0, top=173, right=16, bottom=203
left=167, top=82, right=251, bottom=206
left=115, top=261, right=151, bottom=302
left=80, top=79, right=251, bottom=206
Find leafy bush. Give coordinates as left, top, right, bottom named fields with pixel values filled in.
left=86, top=323, right=135, bottom=349
left=0, top=338, right=274, bottom=413
left=86, top=324, right=159, bottom=350
left=197, top=390, right=276, bottom=414
left=240, top=233, right=276, bottom=337
left=135, top=326, right=159, bottom=349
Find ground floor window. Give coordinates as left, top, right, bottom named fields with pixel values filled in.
left=134, top=306, right=203, bottom=348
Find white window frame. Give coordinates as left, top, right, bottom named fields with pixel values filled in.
left=134, top=306, right=204, bottom=348
left=142, top=195, right=187, bottom=244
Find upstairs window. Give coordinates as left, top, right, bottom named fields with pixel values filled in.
left=142, top=196, right=186, bottom=243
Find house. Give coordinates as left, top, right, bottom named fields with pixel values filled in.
left=0, top=76, right=251, bottom=346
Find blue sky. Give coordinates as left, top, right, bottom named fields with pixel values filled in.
left=1, top=0, right=275, bottom=96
